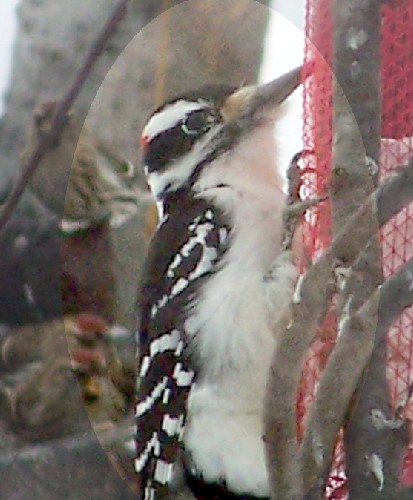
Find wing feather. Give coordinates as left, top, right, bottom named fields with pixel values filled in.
left=135, top=197, right=229, bottom=499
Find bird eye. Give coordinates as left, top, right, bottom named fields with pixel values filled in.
left=181, top=110, right=216, bottom=136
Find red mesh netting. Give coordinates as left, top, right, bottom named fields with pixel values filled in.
left=300, top=0, right=413, bottom=497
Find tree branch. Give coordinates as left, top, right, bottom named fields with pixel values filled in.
left=264, top=159, right=413, bottom=499
left=329, top=1, right=390, bottom=496
left=301, top=252, right=413, bottom=495
left=0, top=0, right=131, bottom=232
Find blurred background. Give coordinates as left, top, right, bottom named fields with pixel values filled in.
left=0, top=0, right=305, bottom=169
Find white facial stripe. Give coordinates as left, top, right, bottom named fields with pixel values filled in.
left=146, top=124, right=223, bottom=198
left=143, top=100, right=207, bottom=141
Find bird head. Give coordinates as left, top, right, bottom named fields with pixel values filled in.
left=140, top=66, right=304, bottom=203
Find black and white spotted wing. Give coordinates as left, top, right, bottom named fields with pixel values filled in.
left=135, top=193, right=229, bottom=499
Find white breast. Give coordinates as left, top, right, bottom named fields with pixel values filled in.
left=184, top=126, right=286, bottom=496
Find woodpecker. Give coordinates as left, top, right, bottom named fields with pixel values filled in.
left=135, top=68, right=303, bottom=499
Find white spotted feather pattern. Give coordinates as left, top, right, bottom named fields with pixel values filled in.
left=135, top=200, right=229, bottom=499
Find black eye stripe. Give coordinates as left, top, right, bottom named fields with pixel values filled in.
left=144, top=123, right=197, bottom=173
left=144, top=108, right=221, bottom=173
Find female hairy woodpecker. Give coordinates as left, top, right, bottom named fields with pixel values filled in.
left=135, top=68, right=303, bottom=499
